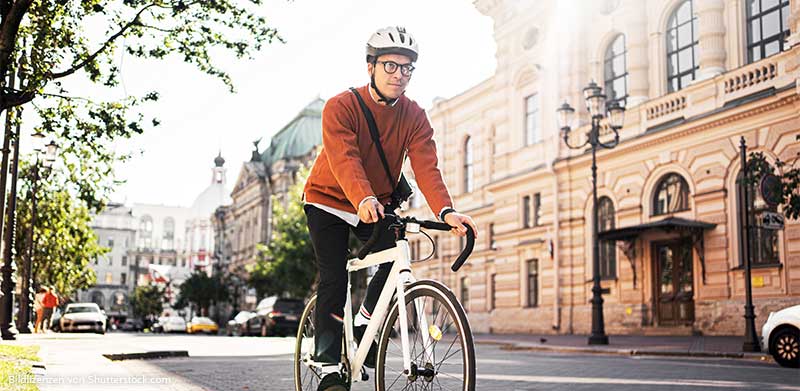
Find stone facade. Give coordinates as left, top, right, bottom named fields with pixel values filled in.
left=403, top=0, right=800, bottom=336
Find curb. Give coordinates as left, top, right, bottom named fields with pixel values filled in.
left=476, top=340, right=770, bottom=361
left=102, top=350, right=189, bottom=361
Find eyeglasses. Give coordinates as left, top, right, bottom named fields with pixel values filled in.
left=376, top=60, right=415, bottom=77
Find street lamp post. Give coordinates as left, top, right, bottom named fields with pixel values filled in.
left=0, top=108, right=21, bottom=340
left=557, top=81, right=625, bottom=346
left=17, top=135, right=57, bottom=333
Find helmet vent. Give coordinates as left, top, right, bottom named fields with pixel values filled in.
left=388, top=32, right=395, bottom=42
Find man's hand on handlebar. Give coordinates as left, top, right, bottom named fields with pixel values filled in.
left=444, top=212, right=478, bottom=238
left=358, top=198, right=385, bottom=223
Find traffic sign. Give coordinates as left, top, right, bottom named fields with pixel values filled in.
left=760, top=211, right=785, bottom=230
left=759, top=174, right=782, bottom=207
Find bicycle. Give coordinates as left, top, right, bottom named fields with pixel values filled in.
left=294, top=213, right=476, bottom=390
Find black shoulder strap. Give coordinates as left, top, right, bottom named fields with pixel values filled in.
left=349, top=87, right=396, bottom=191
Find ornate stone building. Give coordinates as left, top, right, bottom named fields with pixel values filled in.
left=225, top=98, right=323, bottom=287
left=404, top=0, right=800, bottom=335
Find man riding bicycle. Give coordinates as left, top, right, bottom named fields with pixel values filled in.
left=303, top=26, right=478, bottom=391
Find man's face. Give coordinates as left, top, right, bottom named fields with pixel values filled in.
left=368, top=53, right=414, bottom=99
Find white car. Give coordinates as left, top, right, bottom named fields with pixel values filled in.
left=761, top=304, right=800, bottom=368
left=59, top=303, right=106, bottom=334
left=161, top=316, right=187, bottom=333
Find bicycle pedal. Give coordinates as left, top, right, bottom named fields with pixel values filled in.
left=361, top=370, right=369, bottom=381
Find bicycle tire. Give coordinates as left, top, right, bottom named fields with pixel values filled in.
left=294, top=295, right=320, bottom=391
left=375, top=280, right=476, bottom=391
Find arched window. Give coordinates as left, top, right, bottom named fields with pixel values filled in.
left=463, top=136, right=474, bottom=193
left=746, top=0, right=791, bottom=62
left=604, top=34, right=628, bottom=107
left=736, top=162, right=780, bottom=266
left=666, top=0, right=699, bottom=92
left=653, top=173, right=690, bottom=215
left=598, top=197, right=617, bottom=278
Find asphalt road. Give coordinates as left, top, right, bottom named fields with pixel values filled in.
left=17, top=332, right=800, bottom=391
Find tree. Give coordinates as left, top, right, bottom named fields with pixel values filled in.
left=130, top=284, right=163, bottom=320
left=248, top=166, right=316, bottom=299
left=175, top=271, right=228, bottom=316
left=747, top=134, right=800, bottom=220
left=1, top=0, right=283, bottom=211
left=14, top=161, right=106, bottom=299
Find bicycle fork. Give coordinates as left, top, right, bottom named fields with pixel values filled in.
left=396, top=271, right=436, bottom=378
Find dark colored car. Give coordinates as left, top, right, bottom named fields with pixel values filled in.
left=120, top=318, right=145, bottom=332
left=244, top=297, right=304, bottom=337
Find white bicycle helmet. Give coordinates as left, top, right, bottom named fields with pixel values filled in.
left=366, top=26, right=419, bottom=63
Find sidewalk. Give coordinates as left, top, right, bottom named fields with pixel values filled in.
left=473, top=333, right=770, bottom=360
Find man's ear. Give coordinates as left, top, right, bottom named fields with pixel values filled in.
left=367, top=61, right=374, bottom=75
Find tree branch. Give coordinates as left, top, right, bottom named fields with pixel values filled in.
left=48, top=3, right=159, bottom=80
left=0, top=0, right=34, bottom=83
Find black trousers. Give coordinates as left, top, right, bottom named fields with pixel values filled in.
left=304, top=204, right=396, bottom=364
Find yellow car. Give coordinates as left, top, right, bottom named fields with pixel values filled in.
left=186, top=316, right=219, bottom=334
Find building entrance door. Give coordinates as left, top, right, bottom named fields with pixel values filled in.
left=654, top=239, right=694, bottom=325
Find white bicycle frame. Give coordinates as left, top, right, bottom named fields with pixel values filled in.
left=304, top=237, right=436, bottom=383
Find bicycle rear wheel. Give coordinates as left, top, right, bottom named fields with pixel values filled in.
left=294, top=295, right=320, bottom=391
left=375, top=280, right=476, bottom=391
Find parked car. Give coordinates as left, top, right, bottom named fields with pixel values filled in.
left=762, top=304, right=800, bottom=368
left=120, top=318, right=144, bottom=332
left=59, top=303, right=107, bottom=334
left=247, top=297, right=304, bottom=337
left=160, top=316, right=187, bottom=333
left=226, top=311, right=255, bottom=336
left=187, top=316, right=219, bottom=334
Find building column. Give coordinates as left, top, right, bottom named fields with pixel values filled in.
left=624, top=1, right=650, bottom=107
left=697, top=0, right=728, bottom=80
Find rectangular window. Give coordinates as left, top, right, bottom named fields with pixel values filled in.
left=527, top=259, right=539, bottom=307
left=108, top=256, right=113, bottom=266
left=747, top=0, right=791, bottom=63
left=460, top=276, right=470, bottom=313
left=182, top=259, right=187, bottom=267
left=525, top=94, right=540, bottom=145
left=105, top=272, right=113, bottom=284
left=120, top=273, right=127, bottom=285
left=532, top=193, right=541, bottom=227
left=522, top=195, right=531, bottom=228
left=107, top=237, right=114, bottom=248
left=121, top=256, right=127, bottom=267
left=490, top=274, right=498, bottom=310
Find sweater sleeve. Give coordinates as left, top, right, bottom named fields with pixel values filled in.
left=407, top=110, right=453, bottom=216
left=322, top=97, right=375, bottom=210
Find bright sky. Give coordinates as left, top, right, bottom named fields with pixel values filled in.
left=76, top=0, right=497, bottom=207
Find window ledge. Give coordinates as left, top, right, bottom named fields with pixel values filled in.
left=731, top=263, right=782, bottom=271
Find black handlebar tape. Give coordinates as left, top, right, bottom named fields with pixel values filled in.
left=418, top=221, right=452, bottom=231
left=357, top=217, right=393, bottom=260
left=451, top=225, right=475, bottom=272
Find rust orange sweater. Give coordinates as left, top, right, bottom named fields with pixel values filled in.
left=304, top=85, right=452, bottom=216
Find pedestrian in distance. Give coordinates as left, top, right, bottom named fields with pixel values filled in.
left=41, top=286, right=60, bottom=332
left=33, top=287, right=47, bottom=333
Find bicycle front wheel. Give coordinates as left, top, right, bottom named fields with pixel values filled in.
left=375, top=280, right=476, bottom=391
left=294, top=295, right=320, bottom=391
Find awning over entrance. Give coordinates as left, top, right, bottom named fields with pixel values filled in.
left=598, top=217, right=717, bottom=286
left=598, top=217, right=716, bottom=241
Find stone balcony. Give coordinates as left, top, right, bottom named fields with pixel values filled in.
left=565, top=46, right=799, bottom=151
